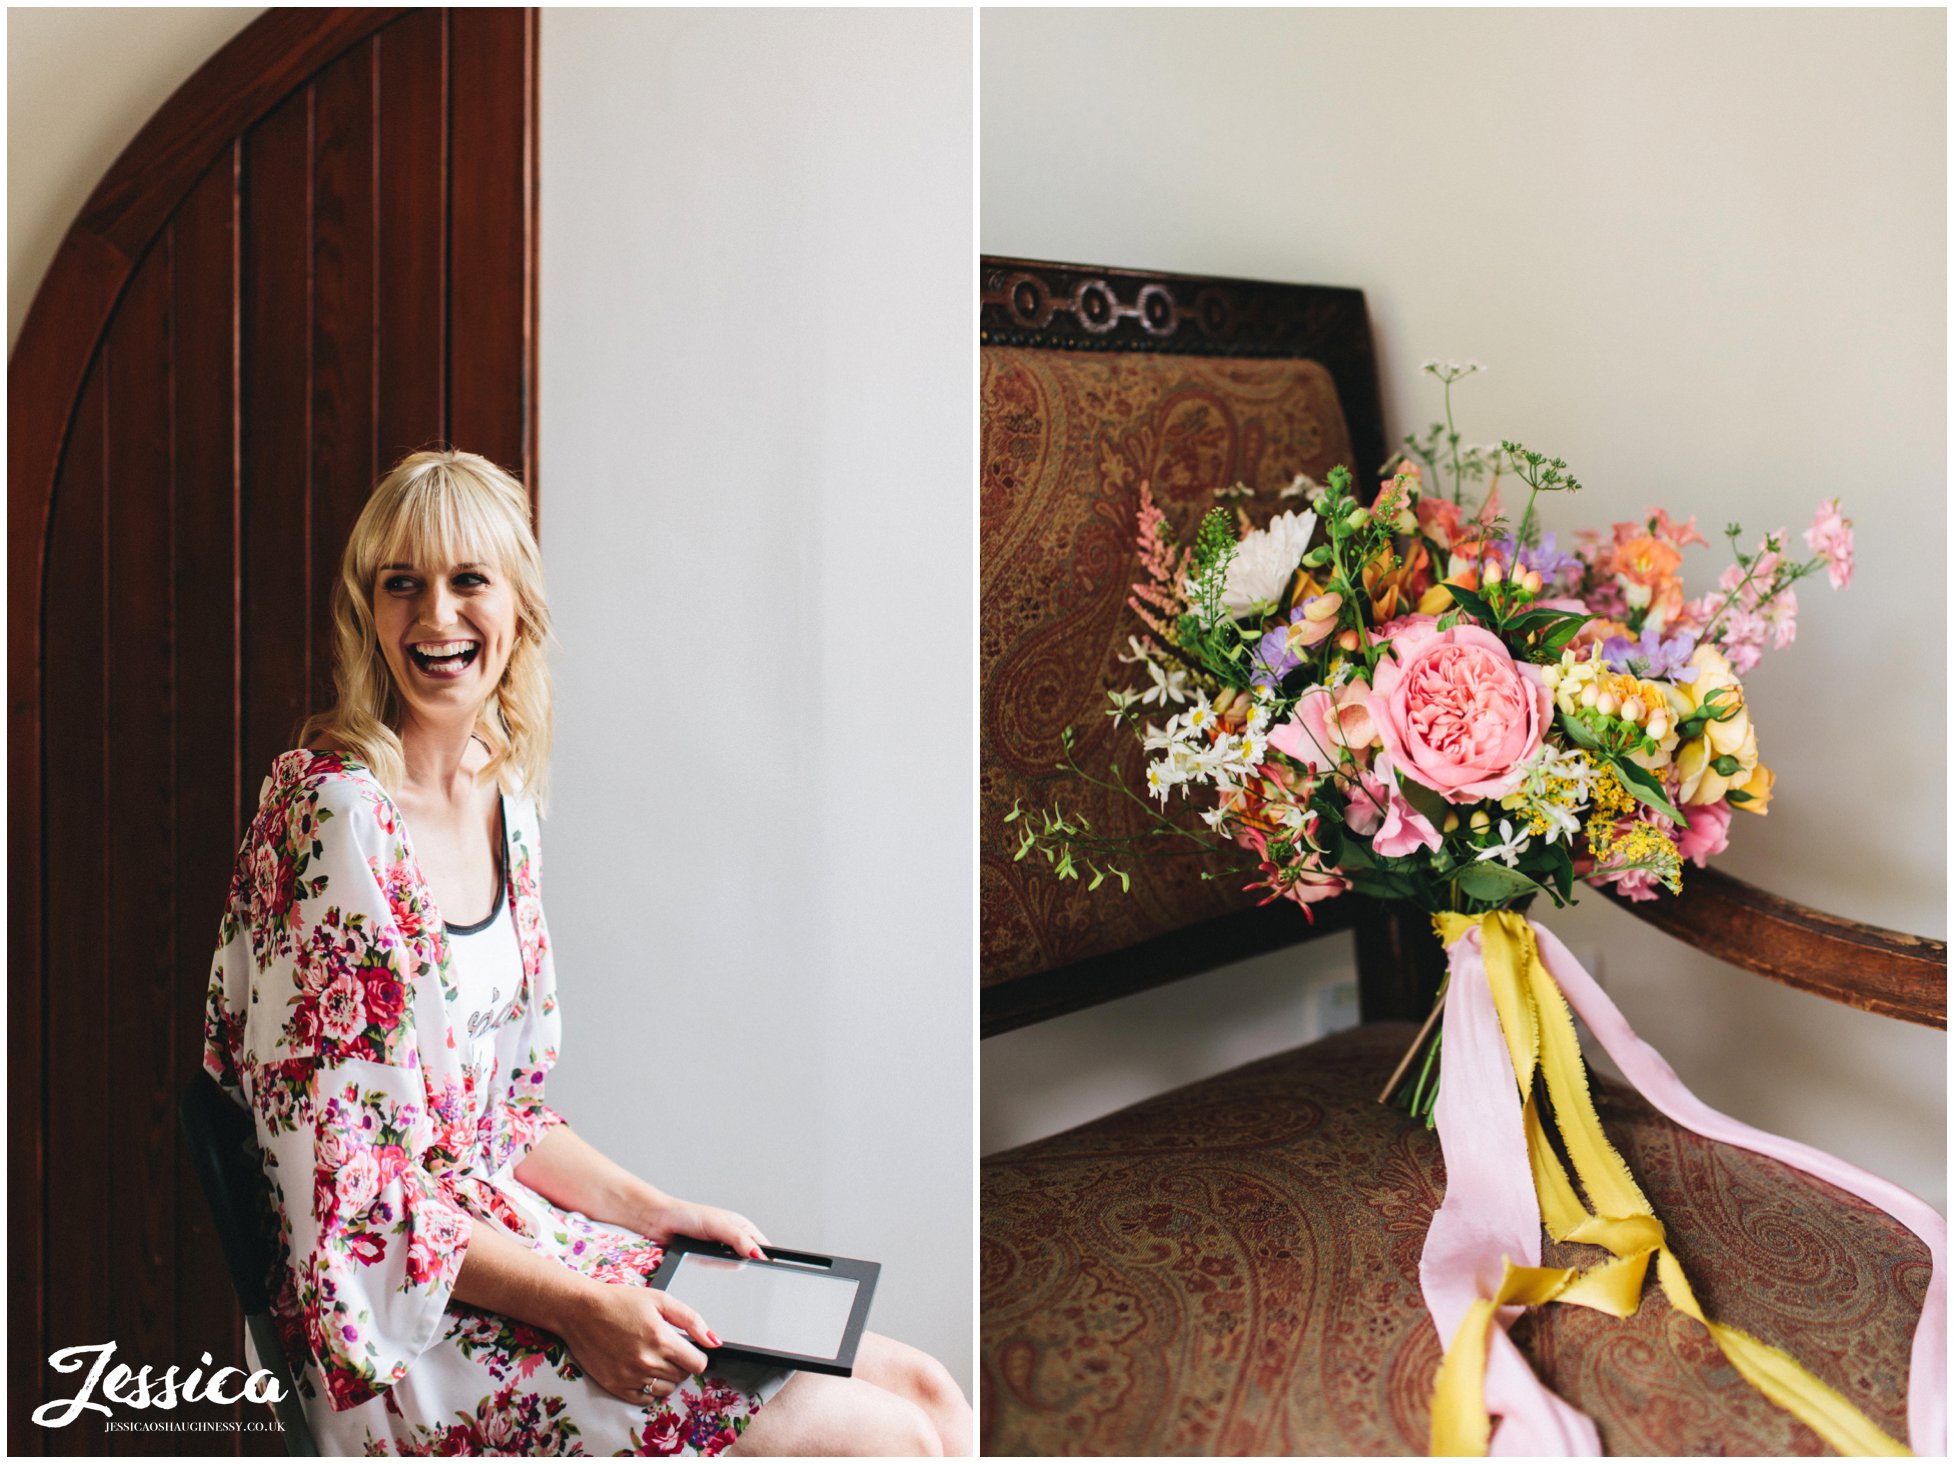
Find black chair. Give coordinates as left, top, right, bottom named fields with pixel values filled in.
left=179, top=1074, right=319, bottom=1455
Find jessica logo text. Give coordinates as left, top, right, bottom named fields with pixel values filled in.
left=33, top=1343, right=285, bottom=1427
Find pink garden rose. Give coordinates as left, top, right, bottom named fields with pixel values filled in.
left=1366, top=624, right=1550, bottom=803
left=1343, top=757, right=1442, bottom=859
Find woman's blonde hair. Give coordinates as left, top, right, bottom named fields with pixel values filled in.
left=298, top=449, right=554, bottom=811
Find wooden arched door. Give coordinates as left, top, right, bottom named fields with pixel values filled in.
left=8, top=9, right=539, bottom=1452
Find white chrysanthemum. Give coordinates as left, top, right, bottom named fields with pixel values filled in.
left=1203, top=510, right=1317, bottom=618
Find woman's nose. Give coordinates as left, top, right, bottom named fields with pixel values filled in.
left=420, top=582, right=461, bottom=629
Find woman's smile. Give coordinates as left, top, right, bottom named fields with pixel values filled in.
left=408, top=637, right=483, bottom=679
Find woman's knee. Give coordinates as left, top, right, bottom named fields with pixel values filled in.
left=878, top=1393, right=944, bottom=1457
left=727, top=1372, right=940, bottom=1457
left=855, top=1333, right=966, bottom=1413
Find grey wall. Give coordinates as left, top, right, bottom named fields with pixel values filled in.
left=539, top=9, right=974, bottom=1388
left=981, top=7, right=1947, bottom=1212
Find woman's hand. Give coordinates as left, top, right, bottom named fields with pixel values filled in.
left=640, top=1199, right=770, bottom=1261
left=558, top=1281, right=724, bottom=1405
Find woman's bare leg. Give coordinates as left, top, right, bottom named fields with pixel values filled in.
left=724, top=1368, right=941, bottom=1457
left=848, top=1333, right=972, bottom=1457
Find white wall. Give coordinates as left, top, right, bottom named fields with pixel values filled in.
left=981, top=8, right=1947, bottom=1212
left=539, top=9, right=974, bottom=1389
left=7, top=6, right=263, bottom=346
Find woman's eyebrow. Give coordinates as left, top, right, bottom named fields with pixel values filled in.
left=379, top=561, right=486, bottom=571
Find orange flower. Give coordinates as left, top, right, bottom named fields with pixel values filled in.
left=1363, top=542, right=1433, bottom=624
left=1612, top=532, right=1685, bottom=621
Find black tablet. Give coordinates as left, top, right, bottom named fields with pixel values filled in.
left=649, top=1238, right=880, bottom=1377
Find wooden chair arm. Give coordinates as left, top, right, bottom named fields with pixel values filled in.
left=1604, top=866, right=1946, bottom=1029
left=981, top=899, right=1359, bottom=1038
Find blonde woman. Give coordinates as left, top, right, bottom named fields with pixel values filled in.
left=201, top=450, right=970, bottom=1456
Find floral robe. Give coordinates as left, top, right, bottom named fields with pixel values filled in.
left=202, top=749, right=786, bottom=1455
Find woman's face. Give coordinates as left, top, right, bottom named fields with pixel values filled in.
left=370, top=549, right=520, bottom=729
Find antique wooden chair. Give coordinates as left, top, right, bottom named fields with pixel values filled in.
left=977, top=256, right=1946, bottom=1455
left=179, top=1073, right=319, bottom=1455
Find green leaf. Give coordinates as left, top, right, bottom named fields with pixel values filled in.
left=1444, top=582, right=1499, bottom=626
left=1556, top=709, right=1604, bottom=754
left=1395, top=773, right=1450, bottom=831
left=1710, top=754, right=1742, bottom=777
left=1726, top=789, right=1754, bottom=806
left=1348, top=869, right=1425, bottom=903
left=1337, top=839, right=1376, bottom=872
left=1609, top=754, right=1686, bottom=822
left=1087, top=866, right=1106, bottom=892
left=1522, top=840, right=1576, bottom=904
left=1541, top=616, right=1591, bottom=656
left=1315, top=820, right=1346, bottom=869
left=1456, top=861, right=1548, bottom=904
left=1506, top=607, right=1581, bottom=636
left=1675, top=685, right=1740, bottom=740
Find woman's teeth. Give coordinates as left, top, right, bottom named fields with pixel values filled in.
left=410, top=642, right=480, bottom=675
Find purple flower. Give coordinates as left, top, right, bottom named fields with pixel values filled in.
left=1249, top=597, right=1340, bottom=687
left=1600, top=623, right=1699, bottom=683
left=1499, top=532, right=1583, bottom=587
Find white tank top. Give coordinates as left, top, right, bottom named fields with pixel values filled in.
left=445, top=794, right=525, bottom=1046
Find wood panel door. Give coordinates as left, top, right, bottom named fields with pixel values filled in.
left=8, top=9, right=539, bottom=1453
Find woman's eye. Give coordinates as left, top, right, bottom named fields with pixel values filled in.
left=456, top=573, right=488, bottom=588
left=383, top=576, right=417, bottom=594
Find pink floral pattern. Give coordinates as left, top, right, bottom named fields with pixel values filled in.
left=204, top=750, right=781, bottom=1454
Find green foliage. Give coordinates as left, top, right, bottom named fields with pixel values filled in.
left=1609, top=754, right=1686, bottom=823
left=1186, top=508, right=1238, bottom=625
left=1444, top=581, right=1498, bottom=625
left=1674, top=684, right=1740, bottom=741
left=1456, top=861, right=1549, bottom=904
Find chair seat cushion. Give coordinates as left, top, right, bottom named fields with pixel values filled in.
left=980, top=1023, right=1927, bottom=1456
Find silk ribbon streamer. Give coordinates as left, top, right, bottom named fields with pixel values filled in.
left=1420, top=910, right=1941, bottom=1457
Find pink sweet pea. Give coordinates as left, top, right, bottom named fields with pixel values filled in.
left=1803, top=498, right=1854, bottom=590
left=1269, top=680, right=1378, bottom=772
left=1651, top=507, right=1710, bottom=550
left=1366, top=624, right=1550, bottom=804
left=1344, top=757, right=1442, bottom=859
left=1672, top=800, right=1732, bottom=868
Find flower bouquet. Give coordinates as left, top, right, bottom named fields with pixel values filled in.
left=1006, top=363, right=1942, bottom=1456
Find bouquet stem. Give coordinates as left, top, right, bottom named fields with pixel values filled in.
left=1378, top=975, right=1448, bottom=1127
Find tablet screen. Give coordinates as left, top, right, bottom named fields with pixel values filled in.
left=661, top=1253, right=862, bottom=1361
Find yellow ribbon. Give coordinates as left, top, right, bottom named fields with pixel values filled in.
left=1428, top=910, right=1909, bottom=1457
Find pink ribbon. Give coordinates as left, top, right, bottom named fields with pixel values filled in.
left=1422, top=922, right=1602, bottom=1454
left=1419, top=917, right=1946, bottom=1455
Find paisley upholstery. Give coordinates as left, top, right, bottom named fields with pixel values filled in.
left=980, top=1022, right=1926, bottom=1457
left=980, top=345, right=1360, bottom=985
